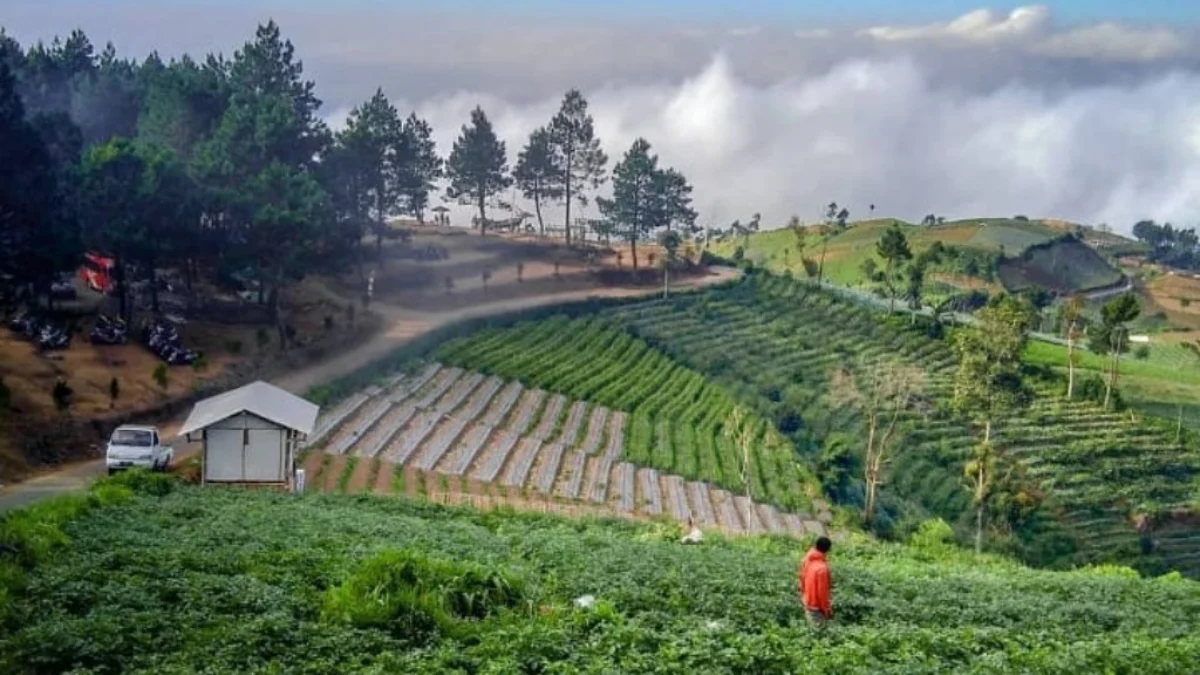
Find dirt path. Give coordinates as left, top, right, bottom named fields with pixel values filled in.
left=0, top=266, right=739, bottom=511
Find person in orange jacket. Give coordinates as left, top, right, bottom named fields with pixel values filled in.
left=799, top=536, right=833, bottom=627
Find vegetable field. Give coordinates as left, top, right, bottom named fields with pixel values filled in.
left=432, top=317, right=819, bottom=511
left=4, top=483, right=1199, bottom=673
left=602, top=273, right=1200, bottom=577
left=301, top=361, right=830, bottom=538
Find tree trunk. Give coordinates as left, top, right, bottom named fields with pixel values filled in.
left=630, top=236, right=639, bottom=270
left=1066, top=332, right=1076, bottom=399
left=270, top=285, right=288, bottom=353
left=115, top=255, right=129, bottom=323
left=974, top=502, right=985, bottom=555
left=1104, top=350, right=1115, bottom=409
left=663, top=262, right=669, bottom=299
left=817, top=240, right=828, bottom=286
left=534, top=187, right=545, bottom=237
left=863, top=416, right=878, bottom=526
left=478, top=192, right=488, bottom=237
left=975, top=418, right=991, bottom=554
left=563, top=153, right=573, bottom=246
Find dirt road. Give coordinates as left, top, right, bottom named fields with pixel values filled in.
left=0, top=267, right=739, bottom=512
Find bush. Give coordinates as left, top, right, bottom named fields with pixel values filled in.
left=322, top=549, right=524, bottom=641
left=255, top=328, right=271, bottom=349
left=100, top=468, right=178, bottom=497
left=153, top=363, right=169, bottom=391
left=51, top=379, right=72, bottom=412
left=225, top=339, right=243, bottom=355
left=908, top=519, right=956, bottom=553
left=1133, top=344, right=1150, bottom=360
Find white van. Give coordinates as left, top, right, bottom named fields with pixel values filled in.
left=105, top=425, right=173, bottom=474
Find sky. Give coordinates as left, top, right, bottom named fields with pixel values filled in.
left=6, top=2, right=1200, bottom=232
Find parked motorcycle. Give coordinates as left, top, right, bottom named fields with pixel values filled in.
left=37, top=324, right=70, bottom=351
left=90, top=315, right=128, bottom=345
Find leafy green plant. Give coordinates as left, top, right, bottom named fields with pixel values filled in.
left=321, top=548, right=524, bottom=641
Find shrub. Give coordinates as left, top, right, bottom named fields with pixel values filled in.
left=153, top=363, right=169, bottom=391
left=225, top=339, right=243, bottom=355
left=909, top=518, right=956, bottom=553
left=800, top=258, right=819, bottom=279
left=255, top=328, right=270, bottom=349
left=1180, top=297, right=1191, bottom=308
left=1133, top=344, right=1150, bottom=360
left=51, top=379, right=72, bottom=412
left=192, top=353, right=209, bottom=372
left=322, top=549, right=524, bottom=641
left=101, top=468, right=178, bottom=497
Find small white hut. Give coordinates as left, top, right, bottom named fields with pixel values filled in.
left=179, top=381, right=319, bottom=488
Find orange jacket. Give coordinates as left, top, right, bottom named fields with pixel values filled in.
left=799, top=548, right=832, bottom=617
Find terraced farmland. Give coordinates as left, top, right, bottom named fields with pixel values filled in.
left=601, top=272, right=1200, bottom=577
left=302, top=362, right=831, bottom=538
left=433, top=316, right=818, bottom=511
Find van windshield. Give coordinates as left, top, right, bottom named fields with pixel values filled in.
left=111, top=429, right=152, bottom=447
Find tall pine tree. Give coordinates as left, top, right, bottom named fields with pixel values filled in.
left=547, top=89, right=606, bottom=245
left=445, top=106, right=510, bottom=235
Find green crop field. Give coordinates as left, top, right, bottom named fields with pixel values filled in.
left=433, top=316, right=817, bottom=513
left=597, top=273, right=1200, bottom=576
left=3, top=477, right=1199, bottom=674
left=1025, top=338, right=1200, bottom=432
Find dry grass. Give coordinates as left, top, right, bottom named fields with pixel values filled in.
left=1143, top=274, right=1200, bottom=330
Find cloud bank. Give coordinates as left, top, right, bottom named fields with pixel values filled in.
left=6, top=1, right=1200, bottom=233
left=332, top=53, right=1200, bottom=234
left=861, top=5, right=1188, bottom=63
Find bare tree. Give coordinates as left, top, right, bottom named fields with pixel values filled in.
left=1061, top=295, right=1085, bottom=399
left=829, top=360, right=926, bottom=527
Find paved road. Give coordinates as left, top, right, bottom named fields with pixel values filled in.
left=0, top=267, right=740, bottom=512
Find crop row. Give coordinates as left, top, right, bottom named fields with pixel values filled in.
left=603, top=273, right=1200, bottom=573
left=308, top=364, right=828, bottom=537
left=434, top=319, right=811, bottom=510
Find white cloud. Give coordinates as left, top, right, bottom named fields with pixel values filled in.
left=860, top=5, right=1187, bottom=63
left=355, top=55, right=1200, bottom=234
left=862, top=5, right=1051, bottom=43
left=1035, top=23, right=1188, bottom=62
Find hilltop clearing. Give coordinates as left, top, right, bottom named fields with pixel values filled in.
left=2, top=477, right=1198, bottom=674
left=715, top=217, right=1126, bottom=297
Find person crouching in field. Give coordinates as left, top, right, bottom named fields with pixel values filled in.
left=799, top=536, right=833, bottom=628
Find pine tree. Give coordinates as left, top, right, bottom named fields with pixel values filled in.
left=445, top=106, right=510, bottom=235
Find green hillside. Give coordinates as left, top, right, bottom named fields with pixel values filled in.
left=3, top=478, right=1199, bottom=674
left=998, top=238, right=1125, bottom=293
left=715, top=217, right=1125, bottom=295
left=416, top=272, right=1200, bottom=577
left=597, top=274, right=1200, bottom=575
